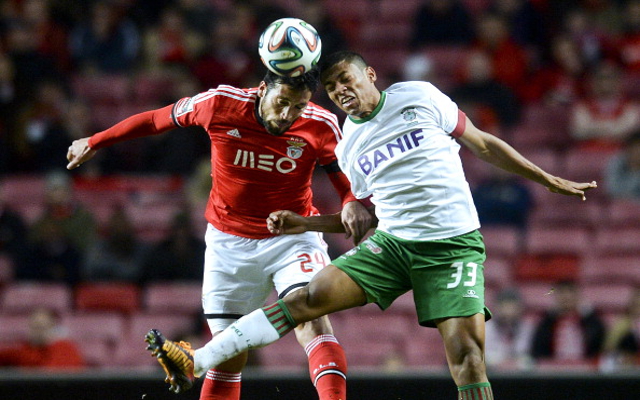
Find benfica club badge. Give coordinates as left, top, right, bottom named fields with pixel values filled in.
left=286, top=138, right=307, bottom=159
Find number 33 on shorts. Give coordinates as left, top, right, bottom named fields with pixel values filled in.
left=447, top=262, right=479, bottom=289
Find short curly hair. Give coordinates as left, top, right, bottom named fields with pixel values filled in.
left=263, top=68, right=320, bottom=93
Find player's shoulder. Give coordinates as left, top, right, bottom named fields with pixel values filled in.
left=301, top=101, right=340, bottom=127
left=192, top=85, right=258, bottom=105
left=386, top=81, right=439, bottom=96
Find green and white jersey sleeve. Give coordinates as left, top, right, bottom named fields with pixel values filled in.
left=335, top=81, right=480, bottom=241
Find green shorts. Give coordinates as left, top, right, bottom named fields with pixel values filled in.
left=332, top=229, right=492, bottom=327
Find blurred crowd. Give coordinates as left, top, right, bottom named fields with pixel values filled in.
left=1, top=0, right=640, bottom=372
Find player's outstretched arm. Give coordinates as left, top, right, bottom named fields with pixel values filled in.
left=267, top=210, right=345, bottom=235
left=457, top=116, right=598, bottom=200
left=65, top=104, right=176, bottom=170
left=66, top=137, right=97, bottom=170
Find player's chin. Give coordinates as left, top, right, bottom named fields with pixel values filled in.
left=266, top=127, right=287, bottom=136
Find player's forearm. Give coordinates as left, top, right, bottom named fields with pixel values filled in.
left=480, top=134, right=554, bottom=187
left=89, top=104, right=175, bottom=149
left=304, top=213, right=346, bottom=233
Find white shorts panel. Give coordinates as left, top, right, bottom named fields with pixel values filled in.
left=202, top=224, right=329, bottom=318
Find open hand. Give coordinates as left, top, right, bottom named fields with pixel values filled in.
left=547, top=179, right=597, bottom=201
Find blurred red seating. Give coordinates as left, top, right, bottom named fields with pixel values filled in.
left=403, top=325, right=449, bottom=368
left=63, top=312, right=126, bottom=367
left=515, top=253, right=580, bottom=283
left=0, top=314, right=31, bottom=341
left=484, top=256, right=515, bottom=290
left=528, top=199, right=602, bottom=230
left=594, top=226, right=640, bottom=256
left=115, top=313, right=196, bottom=367
left=481, top=226, right=523, bottom=259
left=563, top=148, right=615, bottom=188
left=582, top=282, right=636, bottom=313
left=604, top=199, right=640, bottom=228
left=143, top=282, right=202, bottom=314
left=524, top=226, right=592, bottom=255
left=518, top=282, right=558, bottom=313
left=378, top=0, right=421, bottom=22
left=580, top=255, right=640, bottom=285
left=253, top=331, right=307, bottom=371
left=1, top=282, right=72, bottom=315
left=71, top=74, right=130, bottom=104
left=75, top=282, right=141, bottom=314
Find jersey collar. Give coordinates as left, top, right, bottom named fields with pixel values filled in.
left=348, top=91, right=386, bottom=124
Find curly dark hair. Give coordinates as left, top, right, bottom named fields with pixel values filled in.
left=263, top=68, right=320, bottom=93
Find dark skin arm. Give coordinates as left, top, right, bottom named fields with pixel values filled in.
left=267, top=207, right=377, bottom=236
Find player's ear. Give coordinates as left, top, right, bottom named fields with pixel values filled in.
left=365, top=66, right=377, bottom=83
left=257, top=81, right=268, bottom=98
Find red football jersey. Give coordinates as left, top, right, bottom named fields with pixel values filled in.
left=172, top=85, right=344, bottom=238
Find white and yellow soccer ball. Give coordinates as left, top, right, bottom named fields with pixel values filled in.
left=258, top=18, right=322, bottom=77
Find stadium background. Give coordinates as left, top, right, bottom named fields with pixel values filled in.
left=1, top=0, right=640, bottom=399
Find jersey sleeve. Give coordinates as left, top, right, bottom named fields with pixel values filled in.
left=88, top=104, right=175, bottom=149
left=171, top=89, right=220, bottom=128
left=423, top=83, right=466, bottom=138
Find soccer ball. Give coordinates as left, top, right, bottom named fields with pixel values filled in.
left=258, top=18, right=322, bottom=77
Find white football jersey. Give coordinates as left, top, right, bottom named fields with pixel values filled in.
left=335, top=81, right=480, bottom=241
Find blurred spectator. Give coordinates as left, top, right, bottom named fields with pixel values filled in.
left=69, top=1, right=141, bottom=74
left=177, top=0, right=218, bottom=38
left=298, top=0, right=349, bottom=56
left=140, top=6, right=205, bottom=73
left=488, top=0, right=548, bottom=49
left=569, top=60, right=640, bottom=152
left=450, top=50, right=521, bottom=129
left=530, top=280, right=606, bottom=365
left=561, top=7, right=617, bottom=68
left=185, top=158, right=212, bottom=211
left=604, top=130, right=640, bottom=199
left=242, top=0, right=289, bottom=37
left=140, top=210, right=205, bottom=283
left=190, top=9, right=257, bottom=90
left=472, top=168, right=533, bottom=231
left=471, top=12, right=530, bottom=100
left=0, top=307, right=85, bottom=369
left=601, top=287, right=640, bottom=371
left=28, top=170, right=97, bottom=254
left=401, top=52, right=434, bottom=83
left=0, top=180, right=30, bottom=274
left=62, top=98, right=97, bottom=141
left=523, top=34, right=587, bottom=106
left=21, top=172, right=90, bottom=286
left=82, top=206, right=147, bottom=283
left=409, top=0, right=474, bottom=50
left=11, top=79, right=71, bottom=172
left=580, top=0, right=624, bottom=37
left=617, top=0, right=640, bottom=74
left=0, top=54, right=18, bottom=173
left=138, top=72, right=210, bottom=175
left=20, top=214, right=82, bottom=286
left=485, top=288, right=535, bottom=371
left=21, top=0, right=71, bottom=73
left=4, top=18, right=61, bottom=104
